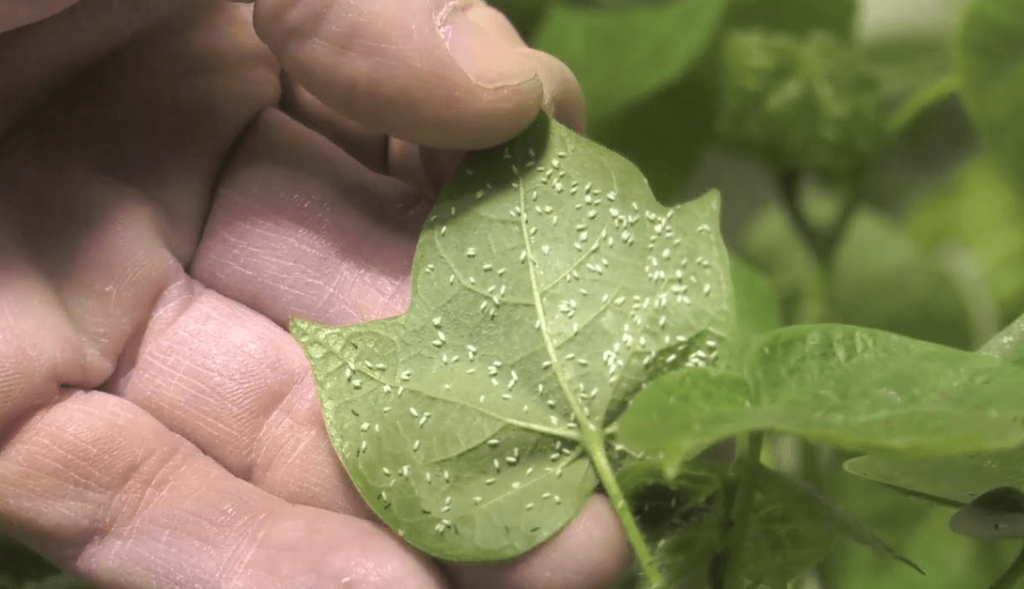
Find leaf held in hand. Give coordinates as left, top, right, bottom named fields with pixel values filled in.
left=292, top=113, right=735, bottom=561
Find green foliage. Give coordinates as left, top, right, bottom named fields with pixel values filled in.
left=716, top=29, right=886, bottom=181
left=724, top=0, right=857, bottom=38
left=652, top=467, right=838, bottom=589
left=620, top=324, right=1024, bottom=472
left=744, top=195, right=974, bottom=348
left=532, top=0, right=728, bottom=122
left=293, top=113, right=736, bottom=565
left=958, top=0, right=1024, bottom=196
left=908, top=156, right=1024, bottom=324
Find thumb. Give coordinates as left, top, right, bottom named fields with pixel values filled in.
left=252, top=0, right=584, bottom=150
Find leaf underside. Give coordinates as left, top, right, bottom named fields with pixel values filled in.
left=292, top=114, right=735, bottom=561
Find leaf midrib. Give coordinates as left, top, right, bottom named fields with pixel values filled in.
left=515, top=147, right=600, bottom=437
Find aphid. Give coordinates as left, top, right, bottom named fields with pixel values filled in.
left=360, top=422, right=370, bottom=432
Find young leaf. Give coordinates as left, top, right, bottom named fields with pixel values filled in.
left=532, top=0, right=728, bottom=122
left=958, top=0, right=1024, bottom=197
left=292, top=113, right=736, bottom=563
left=619, top=325, right=1024, bottom=468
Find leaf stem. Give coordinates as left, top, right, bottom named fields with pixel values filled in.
left=886, top=74, right=959, bottom=138
left=987, top=542, right=1024, bottom=589
left=722, top=431, right=765, bottom=589
left=584, top=427, right=665, bottom=588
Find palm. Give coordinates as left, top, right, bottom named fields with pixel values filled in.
left=0, top=2, right=626, bottom=588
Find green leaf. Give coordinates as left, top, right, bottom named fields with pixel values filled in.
left=958, top=0, right=1024, bottom=197
left=981, top=313, right=1024, bottom=369
left=724, top=0, right=857, bottom=39
left=619, top=369, right=752, bottom=476
left=292, top=113, right=736, bottom=562
left=532, top=0, right=728, bottom=122
left=845, top=313, right=1024, bottom=534
left=824, top=468, right=1019, bottom=589
left=620, top=325, right=1024, bottom=467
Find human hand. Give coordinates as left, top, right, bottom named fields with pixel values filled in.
left=0, top=1, right=632, bottom=587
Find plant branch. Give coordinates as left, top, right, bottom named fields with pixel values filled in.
left=722, top=432, right=766, bottom=589
left=585, top=429, right=664, bottom=588
left=777, top=170, right=831, bottom=266
left=777, top=170, right=864, bottom=272
left=987, top=542, right=1024, bottom=589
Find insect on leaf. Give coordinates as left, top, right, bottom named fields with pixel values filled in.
left=292, top=113, right=735, bottom=561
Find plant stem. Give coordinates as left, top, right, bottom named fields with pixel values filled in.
left=583, top=427, right=664, bottom=588
left=886, top=74, right=960, bottom=138
left=987, top=542, right=1024, bottom=589
left=722, top=432, right=766, bottom=589
left=776, top=170, right=863, bottom=273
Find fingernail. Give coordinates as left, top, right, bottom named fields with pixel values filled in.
left=438, top=3, right=538, bottom=88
